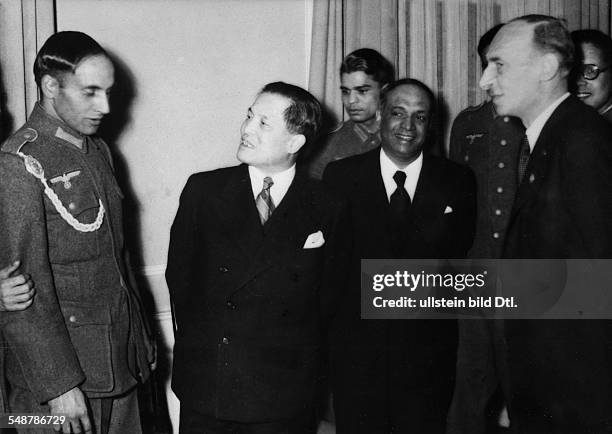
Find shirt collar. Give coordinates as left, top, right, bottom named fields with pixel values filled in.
left=525, top=92, right=570, bottom=151
left=379, top=147, right=423, bottom=202
left=248, top=164, right=296, bottom=207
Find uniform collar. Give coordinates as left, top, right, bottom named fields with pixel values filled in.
left=29, top=103, right=88, bottom=150
left=351, top=120, right=381, bottom=143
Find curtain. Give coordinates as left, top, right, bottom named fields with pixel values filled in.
left=308, top=0, right=611, bottom=154
left=0, top=0, right=55, bottom=140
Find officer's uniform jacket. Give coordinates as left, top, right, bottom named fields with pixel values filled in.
left=0, top=103, right=153, bottom=404
left=305, top=120, right=380, bottom=180
left=449, top=101, right=524, bottom=258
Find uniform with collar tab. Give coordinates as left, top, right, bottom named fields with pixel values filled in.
left=0, top=103, right=153, bottom=424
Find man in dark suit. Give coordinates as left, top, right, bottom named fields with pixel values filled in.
left=480, top=15, right=612, bottom=432
left=167, top=81, right=349, bottom=434
left=324, top=79, right=476, bottom=433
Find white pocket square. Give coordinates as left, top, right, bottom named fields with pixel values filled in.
left=303, top=230, right=325, bottom=249
left=444, top=205, right=453, bottom=214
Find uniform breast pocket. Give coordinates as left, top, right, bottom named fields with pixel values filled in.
left=46, top=190, right=102, bottom=264
left=60, top=301, right=114, bottom=393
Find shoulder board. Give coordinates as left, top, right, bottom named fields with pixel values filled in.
left=1, top=128, right=38, bottom=154
left=461, top=100, right=488, bottom=113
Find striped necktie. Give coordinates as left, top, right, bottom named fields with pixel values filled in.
left=517, top=134, right=531, bottom=184
left=256, top=176, right=275, bottom=225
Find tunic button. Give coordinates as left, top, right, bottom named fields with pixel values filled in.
left=68, top=202, right=76, bottom=210
left=222, top=337, right=229, bottom=345
left=503, top=116, right=510, bottom=123
left=498, top=162, right=505, bottom=169
left=464, top=155, right=469, bottom=162
left=497, top=187, right=503, bottom=193
left=219, top=266, right=229, bottom=273
left=69, top=315, right=77, bottom=323
left=226, top=301, right=236, bottom=310
left=500, top=139, right=507, bottom=146
left=495, top=209, right=502, bottom=216
left=493, top=232, right=500, bottom=239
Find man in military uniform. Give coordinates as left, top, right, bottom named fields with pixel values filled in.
left=305, top=48, right=394, bottom=179
left=447, top=24, right=524, bottom=434
left=0, top=31, right=154, bottom=434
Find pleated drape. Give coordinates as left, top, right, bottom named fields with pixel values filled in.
left=308, top=0, right=611, bottom=153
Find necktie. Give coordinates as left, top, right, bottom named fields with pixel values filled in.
left=517, top=134, right=531, bottom=184
left=390, top=170, right=411, bottom=216
left=256, top=176, right=275, bottom=225
left=389, top=171, right=411, bottom=255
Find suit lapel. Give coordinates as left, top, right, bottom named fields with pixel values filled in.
left=509, top=98, right=567, bottom=220
left=412, top=154, right=445, bottom=223
left=228, top=172, right=312, bottom=296
left=354, top=149, right=395, bottom=255
left=213, top=165, right=264, bottom=258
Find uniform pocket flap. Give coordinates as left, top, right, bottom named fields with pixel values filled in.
left=60, top=301, right=111, bottom=326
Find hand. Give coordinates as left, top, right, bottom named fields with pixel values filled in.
left=48, top=387, right=92, bottom=433
left=0, top=261, right=35, bottom=311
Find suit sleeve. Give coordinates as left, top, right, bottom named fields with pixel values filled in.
left=318, top=197, right=352, bottom=326
left=562, top=127, right=612, bottom=257
left=166, top=175, right=200, bottom=328
left=0, top=153, right=84, bottom=403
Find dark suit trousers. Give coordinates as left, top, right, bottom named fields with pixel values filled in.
left=179, top=405, right=316, bottom=434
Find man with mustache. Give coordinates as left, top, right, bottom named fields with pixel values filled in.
left=306, top=48, right=394, bottom=179
left=167, top=82, right=349, bottom=433
left=0, top=31, right=154, bottom=433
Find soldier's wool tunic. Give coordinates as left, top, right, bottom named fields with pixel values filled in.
left=449, top=100, right=524, bottom=258
left=0, top=103, right=153, bottom=407
left=305, top=120, right=380, bottom=180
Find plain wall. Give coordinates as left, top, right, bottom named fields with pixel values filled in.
left=55, top=1, right=311, bottom=431
left=56, top=0, right=311, bottom=312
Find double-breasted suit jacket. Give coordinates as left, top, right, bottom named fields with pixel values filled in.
left=166, top=164, right=349, bottom=423
left=0, top=104, right=153, bottom=405
left=323, top=148, right=476, bottom=433
left=501, top=95, right=612, bottom=432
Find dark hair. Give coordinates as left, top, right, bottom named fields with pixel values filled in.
left=478, top=24, right=505, bottom=69
left=380, top=78, right=435, bottom=114
left=572, top=29, right=612, bottom=68
left=34, top=31, right=108, bottom=87
left=260, top=82, right=322, bottom=147
left=340, top=48, right=395, bottom=87
left=511, top=15, right=574, bottom=74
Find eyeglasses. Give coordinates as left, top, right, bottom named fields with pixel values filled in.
left=580, top=64, right=609, bottom=80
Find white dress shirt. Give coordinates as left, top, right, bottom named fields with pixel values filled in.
left=380, top=148, right=423, bottom=202
left=248, top=164, right=296, bottom=207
